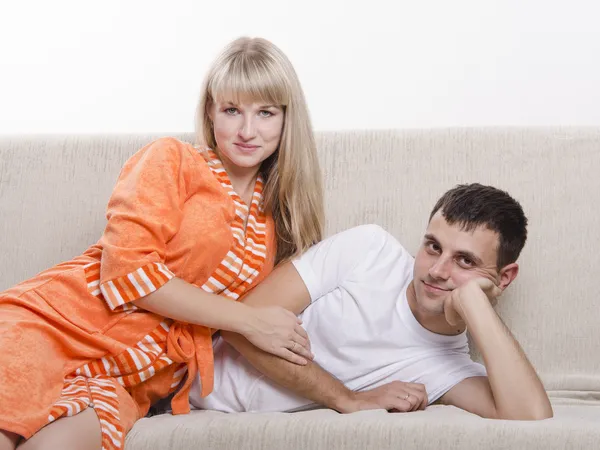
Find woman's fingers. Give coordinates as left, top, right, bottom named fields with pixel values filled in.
left=293, top=329, right=312, bottom=351
left=277, top=348, right=308, bottom=366
left=289, top=338, right=314, bottom=360
left=295, top=324, right=309, bottom=341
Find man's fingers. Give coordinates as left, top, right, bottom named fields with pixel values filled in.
left=396, top=386, right=428, bottom=412
left=475, top=278, right=502, bottom=299
left=390, top=390, right=421, bottom=412
left=404, top=383, right=427, bottom=392
left=475, top=278, right=494, bottom=290
left=412, top=390, right=427, bottom=410
left=388, top=398, right=412, bottom=412
left=418, top=389, right=428, bottom=410
left=403, top=390, right=423, bottom=412
left=444, top=298, right=460, bottom=326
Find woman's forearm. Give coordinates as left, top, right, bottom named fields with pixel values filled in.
left=133, top=277, right=258, bottom=334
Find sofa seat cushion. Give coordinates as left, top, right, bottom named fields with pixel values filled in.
left=126, top=403, right=600, bottom=450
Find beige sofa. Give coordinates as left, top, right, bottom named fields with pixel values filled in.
left=1, top=129, right=599, bottom=449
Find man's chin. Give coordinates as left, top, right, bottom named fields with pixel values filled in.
left=415, top=292, right=446, bottom=316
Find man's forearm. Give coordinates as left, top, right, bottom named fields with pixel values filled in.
left=222, top=331, right=357, bottom=412
left=462, top=295, right=553, bottom=420
left=222, top=262, right=357, bottom=413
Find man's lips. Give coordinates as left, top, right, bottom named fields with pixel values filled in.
left=422, top=280, right=451, bottom=292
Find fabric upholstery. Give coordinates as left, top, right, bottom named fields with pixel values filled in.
left=2, top=128, right=599, bottom=449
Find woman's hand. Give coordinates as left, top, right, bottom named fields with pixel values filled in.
left=242, top=306, right=313, bottom=365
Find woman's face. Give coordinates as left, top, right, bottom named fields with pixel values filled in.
left=210, top=97, right=284, bottom=176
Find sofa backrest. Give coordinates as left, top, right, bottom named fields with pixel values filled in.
left=1, top=129, right=599, bottom=395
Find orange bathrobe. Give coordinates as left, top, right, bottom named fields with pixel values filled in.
left=0, top=137, right=275, bottom=449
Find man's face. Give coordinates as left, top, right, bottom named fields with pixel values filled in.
left=412, top=211, right=502, bottom=315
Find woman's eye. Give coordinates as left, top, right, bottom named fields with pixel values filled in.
left=225, top=108, right=238, bottom=115
left=259, top=110, right=273, bottom=117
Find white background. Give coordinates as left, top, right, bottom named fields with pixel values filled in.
left=0, top=0, right=598, bottom=133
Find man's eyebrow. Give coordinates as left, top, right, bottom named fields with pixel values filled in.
left=424, top=233, right=484, bottom=265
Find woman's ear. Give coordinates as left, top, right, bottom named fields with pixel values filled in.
left=498, top=263, right=519, bottom=291
left=206, top=100, right=215, bottom=122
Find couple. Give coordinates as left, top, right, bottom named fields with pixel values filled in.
left=0, top=36, right=551, bottom=450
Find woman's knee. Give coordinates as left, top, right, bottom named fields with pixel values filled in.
left=17, top=409, right=101, bottom=450
left=0, top=430, right=20, bottom=450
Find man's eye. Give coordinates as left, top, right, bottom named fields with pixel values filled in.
left=458, top=257, right=474, bottom=267
left=426, top=242, right=440, bottom=253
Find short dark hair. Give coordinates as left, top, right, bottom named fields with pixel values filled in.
left=429, top=183, right=528, bottom=268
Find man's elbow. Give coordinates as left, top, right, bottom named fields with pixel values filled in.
left=491, top=403, right=554, bottom=421
left=520, top=402, right=554, bottom=421
left=220, top=330, right=241, bottom=344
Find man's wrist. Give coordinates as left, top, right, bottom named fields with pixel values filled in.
left=458, top=287, right=496, bottom=328
left=330, top=390, right=359, bottom=413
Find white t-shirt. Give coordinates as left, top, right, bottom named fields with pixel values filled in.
left=189, top=224, right=486, bottom=413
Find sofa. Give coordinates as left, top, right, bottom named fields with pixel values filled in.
left=1, top=129, right=599, bottom=449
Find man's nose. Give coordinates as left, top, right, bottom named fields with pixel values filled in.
left=429, top=257, right=451, bottom=280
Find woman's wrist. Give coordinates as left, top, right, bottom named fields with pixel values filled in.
left=225, top=302, right=260, bottom=336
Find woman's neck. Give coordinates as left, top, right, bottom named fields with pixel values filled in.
left=220, top=157, right=259, bottom=206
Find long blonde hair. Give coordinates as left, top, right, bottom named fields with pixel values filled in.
left=196, top=37, right=324, bottom=264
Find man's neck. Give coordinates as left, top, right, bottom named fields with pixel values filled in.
left=406, top=281, right=466, bottom=336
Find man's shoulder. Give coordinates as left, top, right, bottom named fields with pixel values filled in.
left=336, top=224, right=411, bottom=255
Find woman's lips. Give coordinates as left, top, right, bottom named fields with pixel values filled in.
left=234, top=142, right=259, bottom=151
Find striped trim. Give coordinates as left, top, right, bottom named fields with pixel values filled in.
left=75, top=320, right=180, bottom=387
left=199, top=149, right=269, bottom=301
left=60, top=147, right=272, bottom=435
left=85, top=261, right=174, bottom=311
left=47, top=376, right=124, bottom=450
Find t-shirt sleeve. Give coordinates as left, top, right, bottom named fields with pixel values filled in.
left=97, top=137, right=189, bottom=310
left=419, top=352, right=488, bottom=404
left=291, top=224, right=405, bottom=302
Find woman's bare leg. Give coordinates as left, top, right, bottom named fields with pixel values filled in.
left=0, top=430, right=19, bottom=450
left=17, top=409, right=101, bottom=450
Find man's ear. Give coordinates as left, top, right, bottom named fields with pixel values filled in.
left=498, top=263, right=519, bottom=291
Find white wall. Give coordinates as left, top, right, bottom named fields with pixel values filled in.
left=1, top=0, right=598, bottom=133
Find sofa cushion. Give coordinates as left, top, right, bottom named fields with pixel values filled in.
left=126, top=404, right=600, bottom=450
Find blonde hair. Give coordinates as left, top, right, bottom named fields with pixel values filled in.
left=196, top=37, right=324, bottom=264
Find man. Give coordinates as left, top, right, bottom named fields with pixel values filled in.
left=189, top=184, right=553, bottom=420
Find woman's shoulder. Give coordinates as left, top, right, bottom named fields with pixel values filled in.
left=125, top=136, right=217, bottom=173
left=141, top=136, right=206, bottom=159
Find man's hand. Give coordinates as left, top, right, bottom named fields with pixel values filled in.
left=339, top=381, right=428, bottom=413
left=443, top=278, right=502, bottom=327
left=439, top=276, right=553, bottom=420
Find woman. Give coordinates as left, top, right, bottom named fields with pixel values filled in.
left=0, top=37, right=324, bottom=450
